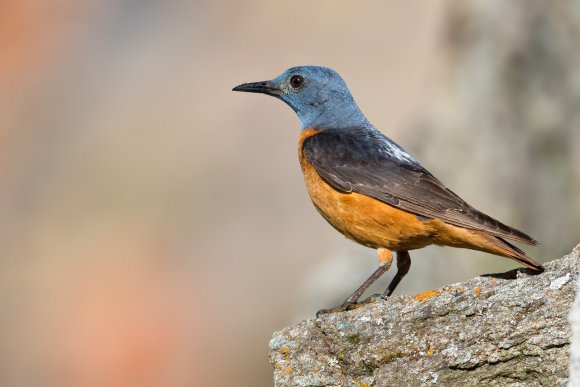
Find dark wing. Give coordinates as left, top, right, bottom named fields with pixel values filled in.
left=302, top=128, right=537, bottom=245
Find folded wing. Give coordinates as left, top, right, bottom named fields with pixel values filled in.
left=302, top=128, right=537, bottom=245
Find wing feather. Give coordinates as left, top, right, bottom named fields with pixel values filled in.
left=302, top=128, right=537, bottom=245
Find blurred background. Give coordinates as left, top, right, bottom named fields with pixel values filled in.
left=1, top=1, right=579, bottom=386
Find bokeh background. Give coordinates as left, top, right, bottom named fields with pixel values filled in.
left=1, top=1, right=579, bottom=386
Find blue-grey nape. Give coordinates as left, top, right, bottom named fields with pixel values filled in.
left=234, top=66, right=370, bottom=130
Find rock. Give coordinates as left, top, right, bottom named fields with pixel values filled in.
left=568, top=245, right=580, bottom=386
left=270, top=245, right=580, bottom=386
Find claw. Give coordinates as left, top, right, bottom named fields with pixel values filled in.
left=316, top=302, right=358, bottom=317
left=316, top=293, right=390, bottom=317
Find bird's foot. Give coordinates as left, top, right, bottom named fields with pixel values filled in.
left=360, top=293, right=388, bottom=305
left=316, top=294, right=388, bottom=317
left=316, top=302, right=358, bottom=317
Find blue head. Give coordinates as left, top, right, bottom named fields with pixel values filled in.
left=233, top=66, right=369, bottom=130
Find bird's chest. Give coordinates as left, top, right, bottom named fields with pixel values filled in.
left=298, top=130, right=351, bottom=225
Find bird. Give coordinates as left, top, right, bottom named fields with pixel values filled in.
left=233, top=66, right=543, bottom=315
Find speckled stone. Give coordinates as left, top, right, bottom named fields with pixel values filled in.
left=270, top=245, right=579, bottom=386
left=568, top=245, right=580, bottom=386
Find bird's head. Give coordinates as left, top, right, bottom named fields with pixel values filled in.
left=233, top=66, right=368, bottom=130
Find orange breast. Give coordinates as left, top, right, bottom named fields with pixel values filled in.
left=298, top=129, right=441, bottom=251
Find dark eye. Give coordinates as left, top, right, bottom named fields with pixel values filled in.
left=289, top=75, right=305, bottom=89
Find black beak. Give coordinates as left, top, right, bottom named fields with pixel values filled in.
left=232, top=80, right=279, bottom=96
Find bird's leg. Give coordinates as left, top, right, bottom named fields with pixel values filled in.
left=383, top=250, right=411, bottom=297
left=316, top=249, right=392, bottom=317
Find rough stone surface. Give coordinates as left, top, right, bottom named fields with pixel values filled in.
left=568, top=245, right=580, bottom=386
left=270, top=245, right=580, bottom=386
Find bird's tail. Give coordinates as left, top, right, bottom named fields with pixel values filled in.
left=491, top=236, right=544, bottom=271
left=471, top=231, right=544, bottom=271
left=435, top=225, right=544, bottom=271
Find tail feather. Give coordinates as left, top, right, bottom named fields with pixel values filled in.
left=490, top=236, right=544, bottom=272
left=496, top=236, right=525, bottom=255
left=434, top=224, right=544, bottom=271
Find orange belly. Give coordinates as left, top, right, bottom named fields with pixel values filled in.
left=298, top=128, right=446, bottom=251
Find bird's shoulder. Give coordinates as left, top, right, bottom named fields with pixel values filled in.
left=301, top=126, right=425, bottom=173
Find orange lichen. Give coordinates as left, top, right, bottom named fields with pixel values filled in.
left=413, top=289, right=441, bottom=301
left=426, top=347, right=434, bottom=356
left=474, top=286, right=482, bottom=295
left=489, top=278, right=498, bottom=285
left=276, top=364, right=292, bottom=373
